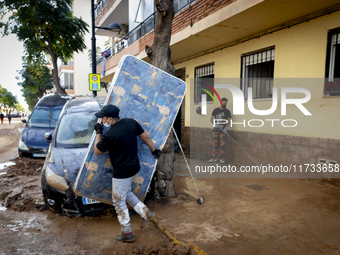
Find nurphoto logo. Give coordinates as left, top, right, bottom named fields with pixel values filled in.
left=199, top=83, right=312, bottom=128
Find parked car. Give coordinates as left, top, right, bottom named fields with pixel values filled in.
left=40, top=96, right=113, bottom=216
left=18, top=94, right=72, bottom=158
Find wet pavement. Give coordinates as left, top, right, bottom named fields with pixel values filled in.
left=0, top=122, right=191, bottom=254
left=0, top=118, right=24, bottom=163
left=0, top=208, right=176, bottom=254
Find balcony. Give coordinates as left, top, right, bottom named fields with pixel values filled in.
left=96, top=0, right=195, bottom=66
left=97, top=0, right=340, bottom=75
left=58, top=61, right=74, bottom=71
left=95, top=0, right=109, bottom=18
left=95, top=0, right=128, bottom=37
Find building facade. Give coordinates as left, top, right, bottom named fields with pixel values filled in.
left=71, top=0, right=109, bottom=97
left=94, top=0, right=340, bottom=167
left=58, top=60, right=75, bottom=95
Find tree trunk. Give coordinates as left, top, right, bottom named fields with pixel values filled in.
left=146, top=0, right=176, bottom=198
left=37, top=86, right=44, bottom=98
left=50, top=52, right=66, bottom=94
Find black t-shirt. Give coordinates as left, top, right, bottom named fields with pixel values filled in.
left=212, top=107, right=232, bottom=128
left=96, top=118, right=144, bottom=179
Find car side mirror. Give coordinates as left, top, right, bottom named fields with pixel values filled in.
left=44, top=132, right=52, bottom=143
left=21, top=119, right=27, bottom=123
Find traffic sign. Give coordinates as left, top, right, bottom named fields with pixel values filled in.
left=89, top=74, right=101, bottom=91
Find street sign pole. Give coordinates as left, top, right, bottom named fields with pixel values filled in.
left=91, top=0, right=97, bottom=97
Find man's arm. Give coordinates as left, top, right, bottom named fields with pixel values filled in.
left=210, top=115, right=215, bottom=124
left=94, top=133, right=103, bottom=155
left=138, top=132, right=156, bottom=151
left=93, top=123, right=105, bottom=155
left=210, top=108, right=217, bottom=124
left=139, top=131, right=162, bottom=159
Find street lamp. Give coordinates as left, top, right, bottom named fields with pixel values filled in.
left=95, top=23, right=122, bottom=32
left=91, top=0, right=121, bottom=97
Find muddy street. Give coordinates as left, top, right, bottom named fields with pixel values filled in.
left=0, top=123, right=192, bottom=254
left=0, top=118, right=24, bottom=163
left=1, top=123, right=340, bottom=254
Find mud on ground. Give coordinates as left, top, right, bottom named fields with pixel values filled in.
left=0, top=123, right=24, bottom=163
left=0, top=157, right=45, bottom=212
left=119, top=242, right=195, bottom=255
left=0, top=156, right=195, bottom=254
left=0, top=124, right=196, bottom=254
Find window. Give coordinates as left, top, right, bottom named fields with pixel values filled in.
left=61, top=72, right=74, bottom=90
left=194, top=63, right=214, bottom=103
left=325, top=29, right=340, bottom=96
left=241, top=47, right=275, bottom=99
left=28, top=109, right=62, bottom=129
left=174, top=0, right=194, bottom=12
left=56, top=112, right=97, bottom=148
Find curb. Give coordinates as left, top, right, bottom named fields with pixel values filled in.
left=151, top=218, right=208, bottom=255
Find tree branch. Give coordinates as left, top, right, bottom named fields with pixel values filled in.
left=46, top=30, right=54, bottom=55
left=32, top=42, right=49, bottom=54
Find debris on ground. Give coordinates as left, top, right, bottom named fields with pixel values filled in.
left=120, top=243, right=195, bottom=255
left=0, top=157, right=44, bottom=212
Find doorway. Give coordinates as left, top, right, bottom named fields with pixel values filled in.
left=173, top=68, right=186, bottom=149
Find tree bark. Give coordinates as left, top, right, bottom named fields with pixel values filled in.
left=37, top=85, right=44, bottom=98
left=146, top=0, right=176, bottom=198
left=50, top=52, right=66, bottom=94
left=36, top=31, right=66, bottom=95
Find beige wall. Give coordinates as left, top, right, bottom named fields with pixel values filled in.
left=73, top=0, right=109, bottom=97
left=174, top=11, right=340, bottom=140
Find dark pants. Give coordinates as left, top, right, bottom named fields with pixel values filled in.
left=211, top=131, right=227, bottom=160
left=8, top=118, right=11, bottom=124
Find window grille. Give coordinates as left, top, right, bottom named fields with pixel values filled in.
left=65, top=73, right=69, bottom=89
left=194, top=63, right=214, bottom=103
left=241, top=47, right=275, bottom=99
left=61, top=73, right=74, bottom=90
left=325, top=29, right=340, bottom=96
left=69, top=73, right=74, bottom=90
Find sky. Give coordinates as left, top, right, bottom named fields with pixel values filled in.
left=0, top=12, right=109, bottom=112
left=0, top=33, right=28, bottom=110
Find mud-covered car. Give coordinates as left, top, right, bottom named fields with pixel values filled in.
left=41, top=96, right=112, bottom=216
left=19, top=94, right=72, bottom=158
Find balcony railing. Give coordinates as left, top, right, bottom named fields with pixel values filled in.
left=95, top=0, right=109, bottom=18
left=58, top=61, right=74, bottom=71
left=96, top=0, right=195, bottom=66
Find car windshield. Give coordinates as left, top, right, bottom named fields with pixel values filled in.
left=27, top=108, right=62, bottom=129
left=56, top=112, right=97, bottom=147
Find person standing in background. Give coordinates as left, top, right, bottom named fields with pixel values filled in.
left=7, top=113, right=12, bottom=124
left=0, top=112, right=4, bottom=124
left=208, top=98, right=232, bottom=164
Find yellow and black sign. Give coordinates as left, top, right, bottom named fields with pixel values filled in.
left=89, top=74, right=101, bottom=91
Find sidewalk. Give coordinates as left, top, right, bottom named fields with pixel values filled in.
left=145, top=153, right=340, bottom=255
left=0, top=117, right=25, bottom=130
left=0, top=118, right=24, bottom=162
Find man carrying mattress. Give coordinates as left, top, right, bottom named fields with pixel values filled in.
left=93, top=105, right=162, bottom=243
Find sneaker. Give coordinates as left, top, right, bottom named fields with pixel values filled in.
left=208, top=158, right=217, bottom=163
left=140, top=210, right=156, bottom=229
left=220, top=159, right=225, bottom=164
left=114, top=232, right=135, bottom=243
